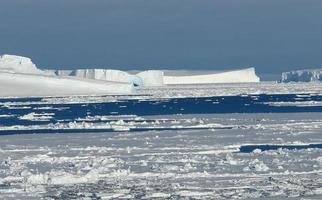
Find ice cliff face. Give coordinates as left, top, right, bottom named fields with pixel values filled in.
left=281, top=69, right=322, bottom=82
left=51, top=69, right=142, bottom=86
left=0, top=54, right=42, bottom=74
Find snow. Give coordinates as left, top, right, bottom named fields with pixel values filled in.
left=281, top=69, right=322, bottom=82
left=164, top=67, right=260, bottom=84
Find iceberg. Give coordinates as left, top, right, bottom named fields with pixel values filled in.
left=51, top=68, right=259, bottom=86
left=281, top=69, right=322, bottom=82
left=163, top=67, right=260, bottom=84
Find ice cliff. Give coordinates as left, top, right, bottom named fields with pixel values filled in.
left=281, top=69, right=322, bottom=82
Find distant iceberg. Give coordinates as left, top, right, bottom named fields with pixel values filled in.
left=281, top=69, right=322, bottom=82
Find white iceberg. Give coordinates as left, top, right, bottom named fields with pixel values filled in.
left=281, top=69, right=322, bottom=82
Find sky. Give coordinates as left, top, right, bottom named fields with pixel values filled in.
left=0, top=0, right=322, bottom=75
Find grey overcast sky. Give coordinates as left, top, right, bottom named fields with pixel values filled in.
left=0, top=0, right=322, bottom=74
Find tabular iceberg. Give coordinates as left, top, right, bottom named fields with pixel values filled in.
left=52, top=68, right=259, bottom=86
left=281, top=69, right=322, bottom=82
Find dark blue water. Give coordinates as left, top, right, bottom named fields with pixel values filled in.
left=0, top=93, right=322, bottom=134
left=239, top=143, right=322, bottom=153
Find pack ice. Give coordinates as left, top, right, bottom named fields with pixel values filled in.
left=281, top=69, right=322, bottom=82
left=0, top=55, right=133, bottom=97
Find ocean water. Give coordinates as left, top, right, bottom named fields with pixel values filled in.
left=1, top=93, right=322, bottom=135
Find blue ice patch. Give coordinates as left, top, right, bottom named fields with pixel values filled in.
left=130, top=76, right=143, bottom=87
